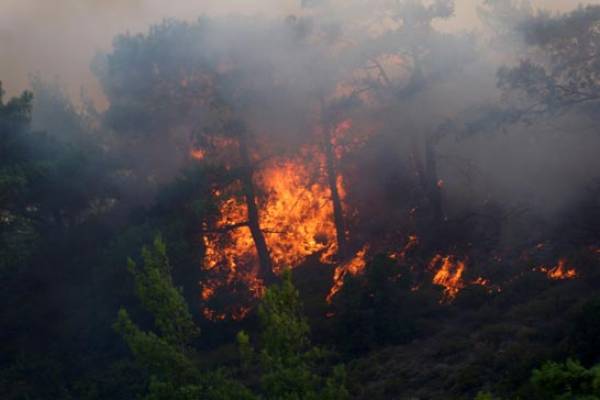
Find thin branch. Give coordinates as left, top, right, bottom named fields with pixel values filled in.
left=370, top=58, right=392, bottom=88
left=201, top=221, right=249, bottom=234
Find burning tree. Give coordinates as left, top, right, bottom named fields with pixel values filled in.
left=196, top=101, right=277, bottom=286
left=327, top=0, right=477, bottom=229
left=93, top=16, right=359, bottom=317
left=319, top=112, right=351, bottom=260
left=179, top=16, right=368, bottom=318
left=93, top=4, right=593, bottom=320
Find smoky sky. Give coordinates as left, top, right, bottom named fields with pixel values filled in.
left=2, top=0, right=599, bottom=107
left=3, top=0, right=600, bottom=233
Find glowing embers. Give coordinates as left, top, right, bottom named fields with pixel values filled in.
left=471, top=277, right=490, bottom=287
left=330, top=118, right=374, bottom=160
left=201, top=156, right=341, bottom=320
left=326, top=245, right=369, bottom=304
left=429, top=254, right=466, bottom=301
left=190, top=148, right=206, bottom=160
left=389, top=235, right=419, bottom=260
left=538, top=258, right=577, bottom=280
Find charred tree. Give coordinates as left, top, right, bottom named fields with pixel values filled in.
left=425, top=136, right=443, bottom=226
left=411, top=133, right=444, bottom=234
left=410, top=134, right=427, bottom=191
left=236, top=122, right=278, bottom=284
left=323, top=122, right=348, bottom=260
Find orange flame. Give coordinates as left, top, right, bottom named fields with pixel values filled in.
left=201, top=155, right=344, bottom=319
left=471, top=276, right=489, bottom=287
left=389, top=235, right=419, bottom=260
left=330, top=119, right=375, bottom=161
left=326, top=245, right=369, bottom=303
left=471, top=276, right=501, bottom=293
left=190, top=148, right=206, bottom=160
left=199, top=119, right=369, bottom=319
left=429, top=254, right=466, bottom=301
left=258, top=159, right=342, bottom=269
left=538, top=259, right=577, bottom=280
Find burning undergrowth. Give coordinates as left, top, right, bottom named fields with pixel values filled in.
left=94, top=12, right=600, bottom=323
left=197, top=143, right=586, bottom=320
left=193, top=115, right=590, bottom=321
left=201, top=153, right=343, bottom=319
left=197, top=118, right=363, bottom=319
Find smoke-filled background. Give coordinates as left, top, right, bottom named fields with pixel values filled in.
left=3, top=0, right=600, bottom=215
left=1, top=0, right=597, bottom=103
left=3, top=1, right=600, bottom=399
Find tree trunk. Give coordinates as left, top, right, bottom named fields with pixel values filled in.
left=238, top=128, right=277, bottom=284
left=425, top=136, right=443, bottom=225
left=410, top=134, right=427, bottom=190
left=324, top=126, right=348, bottom=260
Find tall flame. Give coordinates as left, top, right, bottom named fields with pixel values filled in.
left=201, top=155, right=343, bottom=319
left=258, top=159, right=341, bottom=269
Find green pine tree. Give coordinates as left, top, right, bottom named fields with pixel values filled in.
left=115, top=235, right=256, bottom=400
left=253, top=269, right=349, bottom=400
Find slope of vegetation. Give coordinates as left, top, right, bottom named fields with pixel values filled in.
left=2, top=1, right=600, bottom=399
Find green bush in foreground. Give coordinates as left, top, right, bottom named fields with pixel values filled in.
left=116, top=236, right=348, bottom=399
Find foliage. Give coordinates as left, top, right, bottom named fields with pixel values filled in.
left=127, top=236, right=199, bottom=347
left=236, top=330, right=253, bottom=371
left=242, top=269, right=349, bottom=400
left=530, top=359, right=600, bottom=400
left=0, top=84, right=36, bottom=276
left=570, top=298, right=600, bottom=365
left=258, top=269, right=310, bottom=364
left=114, top=309, right=197, bottom=383
left=334, top=255, right=427, bottom=353
left=474, top=391, right=496, bottom=400
left=498, top=5, right=600, bottom=117
left=115, top=236, right=256, bottom=399
left=115, top=242, right=348, bottom=399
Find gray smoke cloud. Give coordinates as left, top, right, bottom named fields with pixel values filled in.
left=2, top=0, right=596, bottom=105
left=3, top=0, right=600, bottom=248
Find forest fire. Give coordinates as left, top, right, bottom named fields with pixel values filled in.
left=257, top=159, right=342, bottom=269
left=10, top=2, right=600, bottom=398
left=429, top=254, right=466, bottom=301
left=331, top=119, right=360, bottom=159
left=190, top=148, right=206, bottom=160
left=389, top=235, right=419, bottom=260
left=200, top=154, right=343, bottom=319
left=194, top=114, right=366, bottom=319
left=428, top=255, right=502, bottom=300
left=538, top=259, right=577, bottom=280
left=326, top=245, right=368, bottom=303
left=471, top=277, right=490, bottom=287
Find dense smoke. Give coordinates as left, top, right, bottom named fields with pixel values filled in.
left=2, top=3, right=598, bottom=257
left=4, top=1, right=600, bottom=252
left=1, top=1, right=595, bottom=100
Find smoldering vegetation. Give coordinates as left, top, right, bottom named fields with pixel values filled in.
left=2, top=1, right=600, bottom=399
